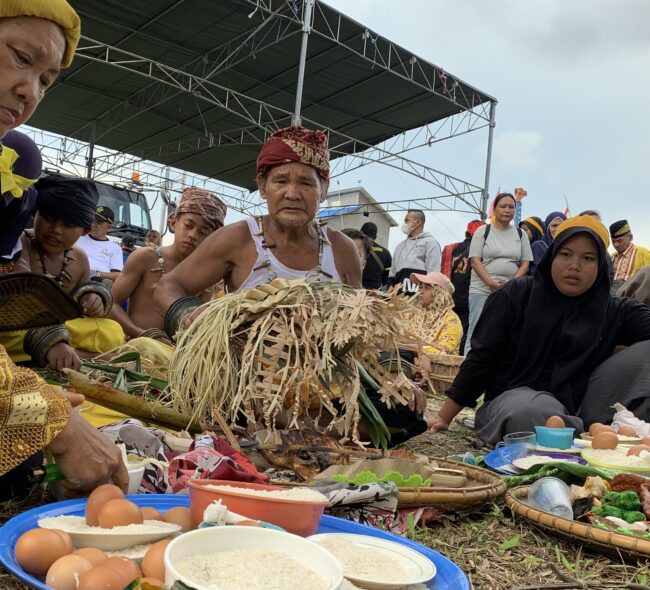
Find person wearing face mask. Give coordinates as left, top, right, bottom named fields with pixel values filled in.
left=387, top=209, right=441, bottom=292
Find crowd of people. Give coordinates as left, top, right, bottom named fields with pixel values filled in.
left=1, top=0, right=650, bottom=503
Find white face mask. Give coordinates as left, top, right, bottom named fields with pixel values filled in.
left=401, top=223, right=413, bottom=235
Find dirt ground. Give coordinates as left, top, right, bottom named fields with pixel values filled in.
left=2, top=397, right=650, bottom=590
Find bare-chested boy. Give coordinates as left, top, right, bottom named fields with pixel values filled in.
left=109, top=188, right=226, bottom=339
left=4, top=176, right=119, bottom=370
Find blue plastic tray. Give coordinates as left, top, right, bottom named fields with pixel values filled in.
left=0, top=494, right=469, bottom=590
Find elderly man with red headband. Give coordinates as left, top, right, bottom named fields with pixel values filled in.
left=154, top=125, right=361, bottom=333
left=0, top=0, right=128, bottom=499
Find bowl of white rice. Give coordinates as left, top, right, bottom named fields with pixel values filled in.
left=164, top=526, right=343, bottom=590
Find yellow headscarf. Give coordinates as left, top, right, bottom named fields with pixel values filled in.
left=554, top=215, right=610, bottom=249
left=0, top=0, right=81, bottom=68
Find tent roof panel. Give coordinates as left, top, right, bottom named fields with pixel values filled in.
left=27, top=0, right=495, bottom=190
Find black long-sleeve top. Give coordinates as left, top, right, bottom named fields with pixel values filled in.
left=447, top=277, right=650, bottom=409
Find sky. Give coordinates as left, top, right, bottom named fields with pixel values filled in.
left=319, top=0, right=650, bottom=253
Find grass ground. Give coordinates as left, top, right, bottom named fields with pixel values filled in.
left=2, top=395, right=650, bottom=589
left=401, top=394, right=650, bottom=589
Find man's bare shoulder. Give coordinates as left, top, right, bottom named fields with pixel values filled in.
left=326, top=227, right=357, bottom=252
left=70, top=245, right=89, bottom=264
left=204, top=219, right=253, bottom=251
left=122, top=246, right=159, bottom=271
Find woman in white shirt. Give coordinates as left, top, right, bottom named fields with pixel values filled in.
left=464, top=193, right=533, bottom=354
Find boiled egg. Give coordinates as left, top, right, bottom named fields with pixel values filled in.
left=140, top=507, right=163, bottom=521
left=73, top=547, right=107, bottom=567
left=162, top=506, right=193, bottom=532
left=627, top=445, right=650, bottom=457
left=545, top=416, right=566, bottom=428
left=617, top=426, right=638, bottom=437
left=15, top=528, right=72, bottom=576
left=97, top=499, right=143, bottom=529
left=78, top=565, right=128, bottom=590
left=85, top=484, right=124, bottom=526
left=103, top=556, right=142, bottom=585
left=141, top=539, right=171, bottom=581
left=591, top=432, right=619, bottom=450
left=46, top=554, right=93, bottom=590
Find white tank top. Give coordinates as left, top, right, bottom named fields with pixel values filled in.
left=238, top=216, right=341, bottom=291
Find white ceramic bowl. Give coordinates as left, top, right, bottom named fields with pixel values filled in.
left=164, top=526, right=343, bottom=590
left=127, top=464, right=145, bottom=494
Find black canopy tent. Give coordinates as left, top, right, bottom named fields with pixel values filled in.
left=27, top=0, right=496, bottom=214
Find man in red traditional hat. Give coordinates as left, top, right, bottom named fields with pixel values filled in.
left=154, top=125, right=362, bottom=336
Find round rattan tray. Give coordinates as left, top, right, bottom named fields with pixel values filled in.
left=396, top=458, right=506, bottom=509
left=506, top=485, right=650, bottom=560
left=273, top=458, right=506, bottom=511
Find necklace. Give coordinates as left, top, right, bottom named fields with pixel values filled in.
left=253, top=215, right=332, bottom=283
left=26, top=232, right=72, bottom=286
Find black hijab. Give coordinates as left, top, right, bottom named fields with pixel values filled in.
left=507, top=223, right=612, bottom=412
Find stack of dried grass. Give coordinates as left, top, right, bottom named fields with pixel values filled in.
left=169, top=279, right=417, bottom=444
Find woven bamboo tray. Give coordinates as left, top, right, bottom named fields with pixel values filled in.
left=425, top=353, right=464, bottom=393
left=506, top=485, right=650, bottom=560
left=272, top=458, right=506, bottom=511
left=396, top=458, right=506, bottom=509
left=0, top=273, right=81, bottom=331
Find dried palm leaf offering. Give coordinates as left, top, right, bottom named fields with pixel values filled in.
left=169, top=279, right=417, bottom=445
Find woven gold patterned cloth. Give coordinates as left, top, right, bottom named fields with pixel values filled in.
left=0, top=346, right=70, bottom=475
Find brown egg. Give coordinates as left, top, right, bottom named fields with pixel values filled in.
left=141, top=539, right=171, bottom=581
left=78, top=565, right=128, bottom=590
left=545, top=416, right=566, bottom=428
left=236, top=520, right=262, bottom=527
left=641, top=436, right=650, bottom=446
left=591, top=425, right=616, bottom=437
left=73, top=547, right=108, bottom=567
left=97, top=499, right=144, bottom=529
left=139, top=578, right=165, bottom=590
left=103, top=556, right=142, bottom=585
left=51, top=530, right=74, bottom=555
left=618, top=426, right=638, bottom=437
left=141, top=507, right=163, bottom=521
left=588, top=422, right=605, bottom=436
left=627, top=445, right=650, bottom=457
left=162, top=506, right=193, bottom=532
left=46, top=555, right=93, bottom=590
left=85, top=484, right=124, bottom=526
left=15, top=528, right=72, bottom=576
left=591, top=431, right=619, bottom=450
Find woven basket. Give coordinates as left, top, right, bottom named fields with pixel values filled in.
left=272, top=457, right=506, bottom=511
left=0, top=273, right=81, bottom=331
left=396, top=458, right=506, bottom=509
left=506, top=485, right=650, bottom=560
left=425, top=353, right=464, bottom=393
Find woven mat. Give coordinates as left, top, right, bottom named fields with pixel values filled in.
left=0, top=273, right=81, bottom=331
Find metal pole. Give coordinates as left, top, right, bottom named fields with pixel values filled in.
left=86, top=122, right=96, bottom=179
left=480, top=101, right=497, bottom=219
left=292, top=0, right=316, bottom=126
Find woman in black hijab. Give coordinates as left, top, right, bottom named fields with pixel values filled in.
left=427, top=216, right=650, bottom=442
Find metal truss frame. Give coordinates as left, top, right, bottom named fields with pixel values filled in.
left=44, top=0, right=496, bottom=217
